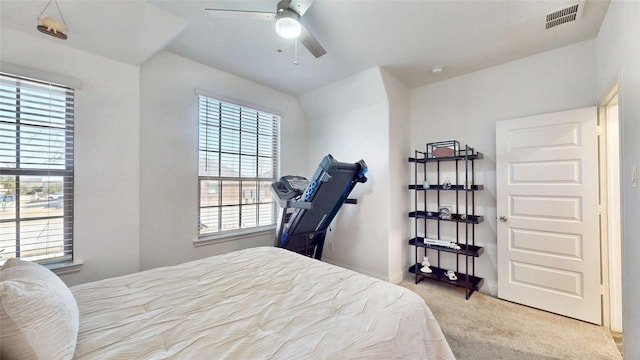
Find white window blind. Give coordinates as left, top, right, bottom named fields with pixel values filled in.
left=198, top=96, right=279, bottom=237
left=0, top=73, right=74, bottom=264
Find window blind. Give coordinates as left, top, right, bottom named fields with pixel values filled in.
left=198, top=96, right=279, bottom=236
left=0, top=73, right=74, bottom=264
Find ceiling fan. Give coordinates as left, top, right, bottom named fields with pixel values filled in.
left=205, top=0, right=326, bottom=58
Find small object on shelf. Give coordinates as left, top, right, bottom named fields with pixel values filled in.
left=427, top=140, right=460, bottom=158
left=442, top=178, right=452, bottom=189
left=423, top=238, right=461, bottom=250
left=439, top=206, right=452, bottom=220
left=433, top=147, right=454, bottom=157
left=421, top=256, right=431, bottom=267
left=422, top=180, right=430, bottom=189
left=420, top=257, right=432, bottom=273
left=445, top=270, right=458, bottom=281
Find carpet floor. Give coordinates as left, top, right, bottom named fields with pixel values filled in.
left=400, top=280, right=622, bottom=360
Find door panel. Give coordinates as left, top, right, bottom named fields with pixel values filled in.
left=497, top=107, right=601, bottom=324
left=510, top=261, right=582, bottom=296
left=510, top=228, right=582, bottom=258
left=509, top=160, right=581, bottom=184
left=510, top=195, right=582, bottom=220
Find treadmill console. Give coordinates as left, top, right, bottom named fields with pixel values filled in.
left=271, top=175, right=309, bottom=202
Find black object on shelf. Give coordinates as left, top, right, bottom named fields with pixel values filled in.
left=408, top=184, right=484, bottom=191
left=408, top=143, right=484, bottom=299
left=408, top=211, right=484, bottom=224
left=408, top=153, right=484, bottom=163
left=408, top=238, right=484, bottom=257
left=408, top=264, right=484, bottom=291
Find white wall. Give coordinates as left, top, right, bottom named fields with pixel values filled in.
left=139, top=51, right=307, bottom=270
left=410, top=40, right=597, bottom=296
left=380, top=69, right=411, bottom=283
left=299, top=67, right=390, bottom=279
left=596, top=1, right=640, bottom=356
left=0, top=29, right=308, bottom=283
left=0, top=28, right=141, bottom=286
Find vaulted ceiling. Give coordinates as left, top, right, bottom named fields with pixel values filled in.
left=1, top=0, right=610, bottom=96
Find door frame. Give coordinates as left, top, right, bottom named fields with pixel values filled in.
left=598, top=84, right=623, bottom=331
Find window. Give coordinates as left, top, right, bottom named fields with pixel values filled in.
left=198, top=95, right=279, bottom=237
left=0, top=73, right=74, bottom=264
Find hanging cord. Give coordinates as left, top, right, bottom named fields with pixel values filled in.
left=54, top=0, right=68, bottom=30
left=37, top=0, right=52, bottom=19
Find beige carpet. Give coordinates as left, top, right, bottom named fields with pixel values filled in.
left=400, top=280, right=622, bottom=360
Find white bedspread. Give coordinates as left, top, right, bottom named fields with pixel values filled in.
left=71, top=247, right=454, bottom=359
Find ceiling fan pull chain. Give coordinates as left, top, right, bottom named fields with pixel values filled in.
left=293, top=40, right=299, bottom=65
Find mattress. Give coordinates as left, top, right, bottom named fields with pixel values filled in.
left=71, top=247, right=454, bottom=359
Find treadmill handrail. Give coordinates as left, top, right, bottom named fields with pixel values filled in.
left=280, top=199, right=313, bottom=210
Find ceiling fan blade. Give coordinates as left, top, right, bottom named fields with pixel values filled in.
left=299, top=24, right=326, bottom=58
left=277, top=0, right=292, bottom=13
left=289, top=0, right=314, bottom=16
left=205, top=8, right=275, bottom=21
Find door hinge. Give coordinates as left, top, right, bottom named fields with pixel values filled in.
left=601, top=284, right=608, bottom=295
left=597, top=126, right=604, bottom=136
left=598, top=205, right=603, bottom=215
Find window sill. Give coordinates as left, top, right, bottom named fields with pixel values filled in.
left=45, top=260, right=84, bottom=275
left=194, top=226, right=276, bottom=247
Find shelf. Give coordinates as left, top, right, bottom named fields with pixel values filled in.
left=409, top=143, right=483, bottom=299
left=409, top=264, right=484, bottom=291
left=408, top=211, right=484, bottom=224
left=408, top=152, right=484, bottom=163
left=408, top=184, right=484, bottom=191
left=408, top=238, right=484, bottom=257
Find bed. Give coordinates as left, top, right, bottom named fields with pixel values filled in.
left=1, top=246, right=454, bottom=359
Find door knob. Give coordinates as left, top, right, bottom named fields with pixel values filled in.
left=499, top=216, right=508, bottom=223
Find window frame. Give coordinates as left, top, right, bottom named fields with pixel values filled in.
left=196, top=93, right=280, bottom=242
left=0, top=72, right=75, bottom=265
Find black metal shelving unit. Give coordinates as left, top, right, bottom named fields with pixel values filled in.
left=408, top=141, right=484, bottom=299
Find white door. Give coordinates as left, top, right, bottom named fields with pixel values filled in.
left=496, top=107, right=601, bottom=324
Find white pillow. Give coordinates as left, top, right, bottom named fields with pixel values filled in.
left=0, top=258, right=79, bottom=360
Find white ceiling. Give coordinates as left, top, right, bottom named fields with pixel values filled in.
left=1, top=0, right=609, bottom=96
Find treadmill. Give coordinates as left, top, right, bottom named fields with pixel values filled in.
left=270, top=154, right=368, bottom=259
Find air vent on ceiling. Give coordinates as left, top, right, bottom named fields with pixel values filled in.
left=545, top=1, right=585, bottom=30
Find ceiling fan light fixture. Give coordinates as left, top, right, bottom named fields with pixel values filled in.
left=205, top=0, right=326, bottom=58
left=275, top=10, right=301, bottom=39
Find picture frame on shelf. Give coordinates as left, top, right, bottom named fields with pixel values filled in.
left=427, top=140, right=460, bottom=158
